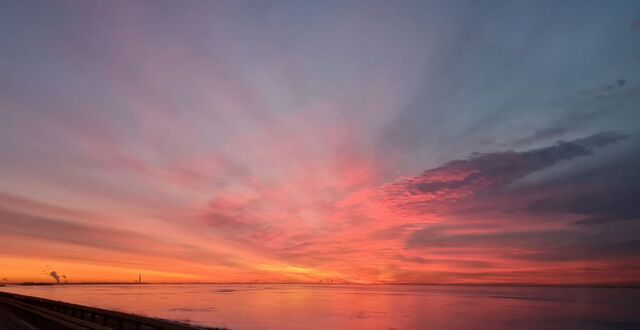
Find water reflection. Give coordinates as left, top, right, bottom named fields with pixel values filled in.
left=2, top=284, right=639, bottom=329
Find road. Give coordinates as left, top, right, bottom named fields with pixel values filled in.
left=0, top=307, right=37, bottom=330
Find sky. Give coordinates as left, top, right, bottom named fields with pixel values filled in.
left=1, top=0, right=640, bottom=285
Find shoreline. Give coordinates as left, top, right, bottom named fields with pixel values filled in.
left=0, top=291, right=225, bottom=330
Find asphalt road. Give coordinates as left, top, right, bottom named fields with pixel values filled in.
left=0, top=307, right=37, bottom=330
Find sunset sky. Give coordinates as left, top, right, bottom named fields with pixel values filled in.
left=1, top=0, right=640, bottom=285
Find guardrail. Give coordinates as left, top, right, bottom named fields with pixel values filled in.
left=0, top=291, right=224, bottom=330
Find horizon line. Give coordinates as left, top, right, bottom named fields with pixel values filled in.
left=7, top=281, right=640, bottom=289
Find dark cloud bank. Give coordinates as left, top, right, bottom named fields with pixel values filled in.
left=401, top=131, right=640, bottom=269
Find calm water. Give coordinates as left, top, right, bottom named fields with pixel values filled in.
left=2, top=284, right=639, bottom=329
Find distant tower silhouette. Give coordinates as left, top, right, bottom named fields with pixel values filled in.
left=138, top=274, right=142, bottom=284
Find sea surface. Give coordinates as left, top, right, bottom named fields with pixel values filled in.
left=2, top=284, right=639, bottom=329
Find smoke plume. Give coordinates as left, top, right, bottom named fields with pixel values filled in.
left=49, top=271, right=61, bottom=284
